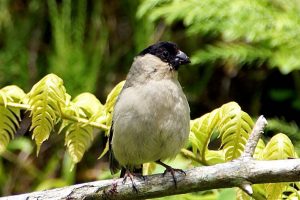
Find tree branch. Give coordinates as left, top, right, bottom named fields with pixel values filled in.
left=2, top=115, right=294, bottom=200
left=2, top=159, right=300, bottom=200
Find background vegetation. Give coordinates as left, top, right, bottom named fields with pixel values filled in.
left=0, top=0, right=300, bottom=199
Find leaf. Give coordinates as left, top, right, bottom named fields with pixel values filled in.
left=72, top=92, right=104, bottom=119
left=98, top=139, right=109, bottom=160
left=189, top=101, right=253, bottom=164
left=96, top=81, right=125, bottom=159
left=262, top=133, right=295, bottom=160
left=0, top=85, right=26, bottom=102
left=104, top=80, right=125, bottom=133
left=28, top=74, right=67, bottom=154
left=64, top=122, right=93, bottom=165
left=61, top=93, right=99, bottom=165
left=262, top=133, right=295, bottom=200
left=204, top=150, right=225, bottom=165
left=236, top=188, right=250, bottom=200
left=104, top=81, right=125, bottom=115
left=253, top=139, right=265, bottom=159
left=0, top=85, right=24, bottom=153
left=0, top=107, right=21, bottom=153
left=189, top=108, right=220, bottom=165
left=0, top=90, right=9, bottom=107
left=264, top=183, right=287, bottom=200
left=143, top=162, right=157, bottom=175
left=219, top=102, right=254, bottom=161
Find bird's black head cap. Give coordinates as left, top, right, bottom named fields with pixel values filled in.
left=138, top=41, right=190, bottom=70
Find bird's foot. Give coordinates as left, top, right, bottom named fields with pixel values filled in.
left=156, top=160, right=186, bottom=188
left=122, top=169, right=139, bottom=193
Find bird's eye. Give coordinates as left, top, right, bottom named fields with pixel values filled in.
left=162, top=51, right=169, bottom=58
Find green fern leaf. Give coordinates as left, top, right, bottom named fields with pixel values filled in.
left=236, top=188, right=250, bottom=200
left=65, top=122, right=93, bottom=165
left=204, top=150, right=225, bottom=165
left=28, top=74, right=67, bottom=154
left=189, top=101, right=253, bottom=164
left=104, top=81, right=125, bottom=129
left=1, top=85, right=26, bottom=102
left=96, top=81, right=125, bottom=159
left=0, top=107, right=21, bottom=153
left=0, top=85, right=24, bottom=153
left=189, top=108, right=220, bottom=165
left=263, top=133, right=295, bottom=160
left=72, top=93, right=104, bottom=119
left=262, top=133, right=295, bottom=200
left=253, top=139, right=265, bottom=159
left=285, top=183, right=300, bottom=199
left=219, top=102, right=254, bottom=161
left=62, top=92, right=103, bottom=164
left=265, top=183, right=287, bottom=200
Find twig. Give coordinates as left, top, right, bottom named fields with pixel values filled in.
left=0, top=102, right=109, bottom=131
left=236, top=115, right=267, bottom=195
left=241, top=115, right=268, bottom=159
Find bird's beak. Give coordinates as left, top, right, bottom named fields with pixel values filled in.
left=175, top=50, right=191, bottom=65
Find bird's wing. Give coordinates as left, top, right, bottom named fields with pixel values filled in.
left=109, top=121, right=121, bottom=174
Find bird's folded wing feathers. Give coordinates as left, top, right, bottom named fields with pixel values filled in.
left=109, top=122, right=121, bottom=174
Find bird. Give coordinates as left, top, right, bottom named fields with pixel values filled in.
left=109, top=41, right=190, bottom=189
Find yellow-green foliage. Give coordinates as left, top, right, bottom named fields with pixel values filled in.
left=0, top=74, right=299, bottom=199
left=98, top=81, right=125, bottom=159
left=0, top=74, right=109, bottom=166
left=0, top=86, right=25, bottom=153
left=190, top=102, right=254, bottom=165
left=27, top=74, right=67, bottom=154
left=60, top=93, right=103, bottom=166
left=139, top=0, right=300, bottom=74
left=236, top=134, right=297, bottom=200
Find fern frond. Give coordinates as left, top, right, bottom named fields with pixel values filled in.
left=97, top=81, right=125, bottom=160
left=236, top=188, right=250, bottom=200
left=64, top=122, right=93, bottom=165
left=189, top=101, right=254, bottom=164
left=219, top=102, right=254, bottom=161
left=189, top=108, right=220, bottom=165
left=0, top=85, right=25, bottom=153
left=61, top=92, right=104, bottom=164
left=27, top=74, right=67, bottom=154
left=72, top=92, right=104, bottom=119
left=253, top=139, right=265, bottom=159
left=262, top=133, right=296, bottom=200
left=104, top=81, right=125, bottom=130
left=1, top=85, right=26, bottom=102
left=285, top=183, right=300, bottom=200
left=0, top=107, right=21, bottom=153
left=140, top=0, right=300, bottom=73
left=262, top=133, right=295, bottom=160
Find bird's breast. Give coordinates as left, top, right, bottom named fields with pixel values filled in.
left=112, top=79, right=190, bottom=166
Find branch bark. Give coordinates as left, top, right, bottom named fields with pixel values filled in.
left=1, top=159, right=300, bottom=200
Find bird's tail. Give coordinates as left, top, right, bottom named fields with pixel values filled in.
left=109, top=150, right=121, bottom=175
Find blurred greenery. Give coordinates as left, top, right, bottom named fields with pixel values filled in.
left=0, top=0, right=300, bottom=199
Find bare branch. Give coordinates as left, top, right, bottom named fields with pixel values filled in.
left=2, top=159, right=300, bottom=200
left=242, top=115, right=268, bottom=159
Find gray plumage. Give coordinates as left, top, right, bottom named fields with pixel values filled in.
left=109, top=42, right=190, bottom=175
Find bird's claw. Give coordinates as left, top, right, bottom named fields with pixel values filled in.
left=122, top=170, right=139, bottom=193
left=162, top=166, right=186, bottom=188
left=156, top=160, right=186, bottom=188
